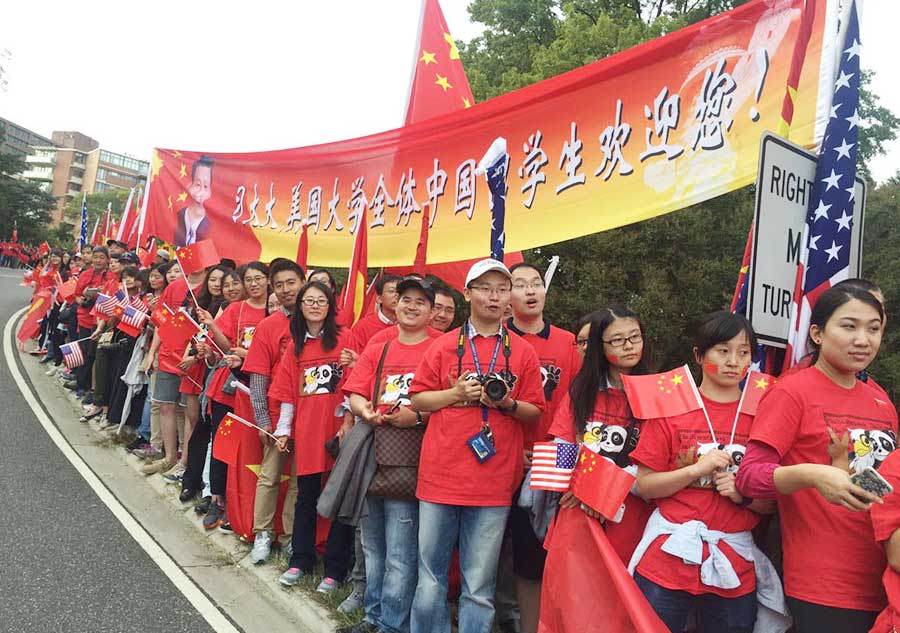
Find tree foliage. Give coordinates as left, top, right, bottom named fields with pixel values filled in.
left=0, top=129, right=56, bottom=245
left=62, top=187, right=133, bottom=240
left=460, top=0, right=900, bottom=388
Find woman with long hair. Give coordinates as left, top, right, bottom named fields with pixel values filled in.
left=736, top=286, right=897, bottom=633
left=270, top=281, right=354, bottom=593
left=548, top=305, right=653, bottom=563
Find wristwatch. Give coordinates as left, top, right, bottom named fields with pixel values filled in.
left=498, top=399, right=518, bottom=415
left=414, top=411, right=425, bottom=426
left=736, top=496, right=753, bottom=507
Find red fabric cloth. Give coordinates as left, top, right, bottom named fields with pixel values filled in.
left=342, top=336, right=436, bottom=409
left=734, top=440, right=781, bottom=500
left=629, top=396, right=759, bottom=597
left=242, top=311, right=292, bottom=424
left=549, top=389, right=651, bottom=564
left=155, top=278, right=195, bottom=373
left=870, top=451, right=900, bottom=633
left=207, top=301, right=267, bottom=406
left=409, top=328, right=545, bottom=507
left=539, top=506, right=669, bottom=633
left=348, top=311, right=394, bottom=352
left=750, top=366, right=898, bottom=611
left=269, top=329, right=352, bottom=475
left=621, top=366, right=702, bottom=420
left=74, top=267, right=112, bottom=329
left=365, top=323, right=442, bottom=349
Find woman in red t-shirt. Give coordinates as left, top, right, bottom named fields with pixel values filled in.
left=548, top=304, right=653, bottom=564
left=195, top=262, right=269, bottom=529
left=269, top=281, right=354, bottom=592
left=736, top=286, right=896, bottom=633
left=630, top=311, right=776, bottom=633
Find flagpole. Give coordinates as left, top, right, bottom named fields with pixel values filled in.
left=728, top=377, right=750, bottom=446
left=226, top=410, right=281, bottom=443
left=177, top=307, right=227, bottom=357
left=137, top=165, right=151, bottom=250
left=684, top=364, right=718, bottom=445
left=117, top=187, right=135, bottom=242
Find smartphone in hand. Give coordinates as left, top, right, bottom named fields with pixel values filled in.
left=851, top=466, right=894, bottom=498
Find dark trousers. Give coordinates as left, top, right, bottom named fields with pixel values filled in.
left=289, top=472, right=354, bottom=580
left=635, top=572, right=757, bottom=633
left=106, top=337, right=139, bottom=427
left=208, top=401, right=232, bottom=497
left=787, top=597, right=878, bottom=633
left=75, top=326, right=96, bottom=391
left=183, top=404, right=211, bottom=495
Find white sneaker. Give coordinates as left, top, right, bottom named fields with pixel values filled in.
left=250, top=530, right=272, bottom=565
left=45, top=366, right=59, bottom=376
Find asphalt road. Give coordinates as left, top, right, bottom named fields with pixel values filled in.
left=0, top=271, right=218, bottom=633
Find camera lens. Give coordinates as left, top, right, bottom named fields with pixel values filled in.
left=483, top=376, right=508, bottom=401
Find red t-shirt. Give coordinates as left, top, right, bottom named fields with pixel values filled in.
left=365, top=324, right=442, bottom=349
left=409, top=327, right=546, bottom=507
left=342, top=336, right=436, bottom=409
left=630, top=395, right=759, bottom=597
left=349, top=311, right=394, bottom=352
left=549, top=389, right=652, bottom=564
left=74, top=267, right=113, bottom=329
left=270, top=329, right=352, bottom=475
left=750, top=366, right=898, bottom=611
left=508, top=319, right=580, bottom=446
left=156, top=278, right=195, bottom=375
left=242, top=310, right=292, bottom=424
left=870, top=451, right=900, bottom=633
left=207, top=301, right=267, bottom=407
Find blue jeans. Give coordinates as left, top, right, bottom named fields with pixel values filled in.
left=138, top=387, right=152, bottom=440
left=361, top=496, right=419, bottom=633
left=634, top=572, right=757, bottom=633
left=410, top=502, right=509, bottom=633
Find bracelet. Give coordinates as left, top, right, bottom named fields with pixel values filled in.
left=736, top=495, right=753, bottom=507
left=415, top=411, right=424, bottom=426
left=498, top=399, right=518, bottom=414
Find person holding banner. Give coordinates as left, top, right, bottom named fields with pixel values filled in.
left=547, top=305, right=652, bottom=564
left=269, top=281, right=354, bottom=592
left=736, top=286, right=898, bottom=633
left=194, top=261, right=270, bottom=528
left=629, top=312, right=778, bottom=633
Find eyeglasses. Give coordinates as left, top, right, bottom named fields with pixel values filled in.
left=603, top=334, right=643, bottom=347
left=469, top=285, right=511, bottom=296
left=244, top=276, right=267, bottom=286
left=512, top=281, right=545, bottom=291
left=301, top=297, right=328, bottom=308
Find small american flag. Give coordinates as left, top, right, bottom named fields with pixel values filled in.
left=120, top=304, right=148, bottom=329
left=61, top=342, right=85, bottom=370
left=94, top=293, right=118, bottom=317
left=530, top=441, right=579, bottom=491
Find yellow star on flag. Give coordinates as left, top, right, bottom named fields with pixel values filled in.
left=420, top=49, right=437, bottom=65
left=435, top=74, right=452, bottom=91
left=462, top=97, right=472, bottom=108
left=443, top=32, right=460, bottom=60
left=173, top=150, right=182, bottom=158
left=151, top=150, right=164, bottom=182
left=755, top=378, right=770, bottom=390
left=179, top=163, right=187, bottom=179
left=176, top=192, right=188, bottom=203
left=671, top=374, right=684, bottom=386
left=245, top=464, right=290, bottom=483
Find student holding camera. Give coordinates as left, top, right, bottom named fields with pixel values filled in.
left=408, top=259, right=546, bottom=633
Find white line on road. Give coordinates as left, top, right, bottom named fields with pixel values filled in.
left=3, top=307, right=242, bottom=633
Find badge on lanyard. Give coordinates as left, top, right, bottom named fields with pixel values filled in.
left=467, top=423, right=497, bottom=464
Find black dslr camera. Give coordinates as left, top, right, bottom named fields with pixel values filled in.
left=477, top=372, right=510, bottom=402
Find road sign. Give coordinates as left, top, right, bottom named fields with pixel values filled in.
left=747, top=133, right=865, bottom=347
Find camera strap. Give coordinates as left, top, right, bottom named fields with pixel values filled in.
left=457, top=322, right=511, bottom=423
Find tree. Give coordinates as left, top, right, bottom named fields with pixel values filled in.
left=0, top=132, right=56, bottom=245
left=63, top=187, right=133, bottom=242
left=460, top=0, right=899, bottom=380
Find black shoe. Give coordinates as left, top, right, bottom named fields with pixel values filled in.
left=63, top=380, right=78, bottom=390
left=125, top=437, right=147, bottom=452
left=179, top=487, right=200, bottom=503
left=337, top=622, right=380, bottom=633
left=218, top=519, right=233, bottom=534
left=195, top=496, right=212, bottom=515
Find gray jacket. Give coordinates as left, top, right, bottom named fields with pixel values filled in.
left=317, top=422, right=375, bottom=526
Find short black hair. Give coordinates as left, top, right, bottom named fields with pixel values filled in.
left=308, top=268, right=337, bottom=291
left=192, top=155, right=214, bottom=181
left=270, top=258, right=305, bottom=280
left=91, top=246, right=109, bottom=257
left=376, top=274, right=402, bottom=295
left=120, top=265, right=139, bottom=280
left=433, top=283, right=456, bottom=301
left=693, top=311, right=757, bottom=358
left=509, top=262, right=543, bottom=277
left=833, top=277, right=882, bottom=296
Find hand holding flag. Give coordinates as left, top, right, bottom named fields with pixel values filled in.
left=570, top=445, right=636, bottom=520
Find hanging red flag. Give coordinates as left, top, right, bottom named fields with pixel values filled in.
left=570, top=446, right=636, bottom=520
left=337, top=210, right=368, bottom=327
left=57, top=277, right=78, bottom=301
left=296, top=221, right=309, bottom=271
left=738, top=370, right=777, bottom=417
left=539, top=507, right=668, bottom=633
left=621, top=365, right=703, bottom=420
left=175, top=239, right=220, bottom=275
left=38, top=242, right=50, bottom=257
left=16, top=290, right=53, bottom=343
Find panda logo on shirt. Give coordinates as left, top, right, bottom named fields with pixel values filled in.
left=849, top=428, right=897, bottom=474
left=692, top=441, right=746, bottom=488
left=380, top=372, right=414, bottom=406
left=302, top=362, right=343, bottom=395
left=583, top=421, right=639, bottom=467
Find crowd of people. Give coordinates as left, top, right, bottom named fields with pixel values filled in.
left=13, top=237, right=900, bottom=633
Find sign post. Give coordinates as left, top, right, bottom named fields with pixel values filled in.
left=747, top=132, right=865, bottom=347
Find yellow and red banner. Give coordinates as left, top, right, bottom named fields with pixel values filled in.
left=144, top=0, right=834, bottom=267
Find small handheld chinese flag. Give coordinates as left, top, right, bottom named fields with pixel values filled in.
left=16, top=290, right=52, bottom=343
left=38, top=242, right=50, bottom=257
left=621, top=364, right=703, bottom=419
left=57, top=277, right=78, bottom=301
left=175, top=239, right=219, bottom=275
left=156, top=307, right=200, bottom=351
left=570, top=446, right=635, bottom=520
left=212, top=413, right=242, bottom=466
left=739, top=370, right=777, bottom=417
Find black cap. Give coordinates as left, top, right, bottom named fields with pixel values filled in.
left=397, top=276, right=435, bottom=305
left=119, top=252, right=140, bottom=266
left=106, top=239, right=127, bottom=249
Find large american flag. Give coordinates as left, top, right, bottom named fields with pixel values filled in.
left=61, top=341, right=85, bottom=370
left=530, top=441, right=579, bottom=491
left=785, top=1, right=861, bottom=368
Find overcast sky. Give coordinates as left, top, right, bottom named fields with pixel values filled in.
left=1, top=0, right=897, bottom=183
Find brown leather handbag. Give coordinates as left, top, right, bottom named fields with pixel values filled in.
left=367, top=341, right=425, bottom=500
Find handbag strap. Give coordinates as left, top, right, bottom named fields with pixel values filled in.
left=371, top=341, right=391, bottom=403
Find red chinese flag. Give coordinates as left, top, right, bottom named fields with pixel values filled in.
left=621, top=365, right=703, bottom=420
left=175, top=239, right=219, bottom=275
left=57, top=278, right=77, bottom=301
left=38, top=241, right=50, bottom=257
left=156, top=309, right=200, bottom=352
left=337, top=210, right=368, bottom=327
left=539, top=507, right=668, bottom=633
left=570, top=446, right=635, bottom=520
left=296, top=221, right=309, bottom=271
left=739, top=370, right=777, bottom=417
left=17, top=290, right=52, bottom=343
left=212, top=413, right=242, bottom=466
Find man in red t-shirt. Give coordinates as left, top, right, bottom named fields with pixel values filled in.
left=500, top=262, right=581, bottom=633
left=347, top=274, right=401, bottom=352
left=430, top=284, right=457, bottom=332
left=243, top=260, right=304, bottom=564
left=408, top=259, right=545, bottom=633
left=66, top=246, right=111, bottom=395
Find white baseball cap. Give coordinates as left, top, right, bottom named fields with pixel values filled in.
left=465, top=258, right=512, bottom=288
